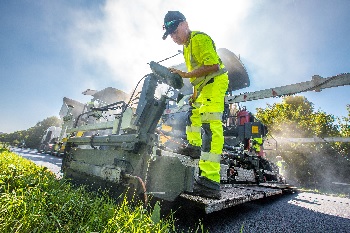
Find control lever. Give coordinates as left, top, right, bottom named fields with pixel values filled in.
left=149, top=61, right=184, bottom=89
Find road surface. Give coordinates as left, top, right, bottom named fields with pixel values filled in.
left=11, top=147, right=62, bottom=178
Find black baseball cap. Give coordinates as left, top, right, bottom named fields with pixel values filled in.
left=162, top=11, right=186, bottom=40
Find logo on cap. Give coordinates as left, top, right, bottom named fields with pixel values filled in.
left=162, top=11, right=186, bottom=40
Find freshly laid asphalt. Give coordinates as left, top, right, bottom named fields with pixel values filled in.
left=178, top=191, right=350, bottom=233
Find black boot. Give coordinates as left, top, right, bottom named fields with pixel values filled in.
left=190, top=176, right=221, bottom=199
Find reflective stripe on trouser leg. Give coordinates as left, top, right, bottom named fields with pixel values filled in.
left=186, top=106, right=202, bottom=147
left=199, top=154, right=221, bottom=183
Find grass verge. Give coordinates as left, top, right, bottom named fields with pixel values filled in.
left=0, top=147, right=181, bottom=232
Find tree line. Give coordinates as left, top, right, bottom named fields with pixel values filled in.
left=0, top=116, right=61, bottom=149
left=256, top=96, right=350, bottom=191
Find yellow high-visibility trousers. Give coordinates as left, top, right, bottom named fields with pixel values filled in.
left=186, top=74, right=228, bottom=183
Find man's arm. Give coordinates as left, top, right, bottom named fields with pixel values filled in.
left=169, top=64, right=219, bottom=78
left=169, top=64, right=219, bottom=106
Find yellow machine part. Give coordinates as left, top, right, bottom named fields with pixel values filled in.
left=76, top=131, right=84, bottom=137
left=159, top=125, right=172, bottom=144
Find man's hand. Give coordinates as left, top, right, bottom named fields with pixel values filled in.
left=169, top=67, right=189, bottom=78
left=189, top=88, right=197, bottom=106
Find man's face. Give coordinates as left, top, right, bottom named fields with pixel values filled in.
left=170, top=22, right=188, bottom=45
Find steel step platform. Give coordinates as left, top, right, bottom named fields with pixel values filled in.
left=179, top=183, right=288, bottom=214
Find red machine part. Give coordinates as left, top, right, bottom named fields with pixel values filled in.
left=236, top=109, right=250, bottom=125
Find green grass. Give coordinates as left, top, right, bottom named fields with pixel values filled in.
left=0, top=148, right=180, bottom=232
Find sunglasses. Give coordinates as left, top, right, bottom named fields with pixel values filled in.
left=163, top=19, right=183, bottom=30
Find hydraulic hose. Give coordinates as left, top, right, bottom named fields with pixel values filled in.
left=123, top=174, right=148, bottom=205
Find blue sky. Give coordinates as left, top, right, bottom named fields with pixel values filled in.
left=0, top=0, right=349, bottom=133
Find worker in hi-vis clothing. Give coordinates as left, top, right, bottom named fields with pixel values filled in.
left=162, top=11, right=228, bottom=199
